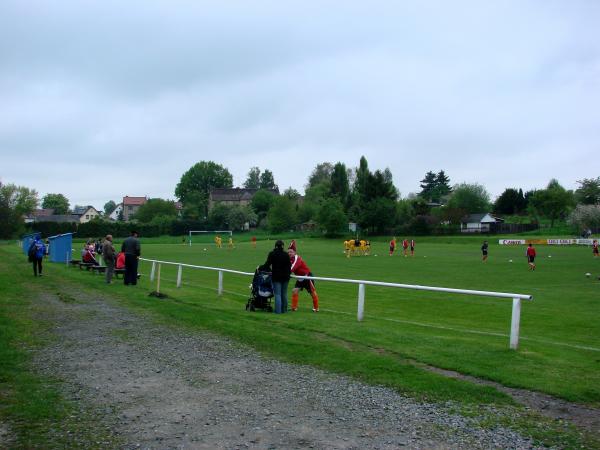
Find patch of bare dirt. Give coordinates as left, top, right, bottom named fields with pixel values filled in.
left=424, top=365, right=600, bottom=434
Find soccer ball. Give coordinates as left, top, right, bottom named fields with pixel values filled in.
left=509, top=259, right=513, bottom=263
left=374, top=254, right=378, bottom=257
left=586, top=273, right=591, bottom=278
left=548, top=255, right=552, bottom=258
left=204, top=248, right=207, bottom=251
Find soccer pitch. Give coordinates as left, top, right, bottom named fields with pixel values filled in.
left=135, top=236, right=600, bottom=406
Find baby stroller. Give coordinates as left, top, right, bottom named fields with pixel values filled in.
left=246, top=265, right=274, bottom=312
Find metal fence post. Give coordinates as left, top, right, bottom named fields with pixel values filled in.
left=177, top=264, right=182, bottom=288
left=357, top=283, right=365, bottom=321
left=150, top=261, right=156, bottom=281
left=156, top=263, right=162, bottom=294
left=218, top=270, right=223, bottom=296
left=510, top=297, right=521, bottom=350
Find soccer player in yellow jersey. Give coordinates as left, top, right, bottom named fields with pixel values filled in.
left=344, top=240, right=352, bottom=258
left=228, top=236, right=234, bottom=249
left=359, top=239, right=367, bottom=256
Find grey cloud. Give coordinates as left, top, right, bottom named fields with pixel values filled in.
left=1, top=0, right=599, bottom=207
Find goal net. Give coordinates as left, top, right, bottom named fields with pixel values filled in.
left=188, top=230, right=232, bottom=246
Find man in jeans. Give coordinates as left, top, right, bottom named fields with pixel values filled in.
left=102, top=235, right=116, bottom=284
left=121, top=231, right=141, bottom=285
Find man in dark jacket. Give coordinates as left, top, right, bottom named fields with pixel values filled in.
left=121, top=231, right=141, bottom=285
left=264, top=240, right=291, bottom=313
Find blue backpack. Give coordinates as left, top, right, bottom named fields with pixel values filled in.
left=28, top=242, right=37, bottom=262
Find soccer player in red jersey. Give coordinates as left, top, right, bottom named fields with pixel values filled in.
left=389, top=237, right=396, bottom=256
left=402, top=239, right=409, bottom=257
left=288, top=241, right=319, bottom=312
left=593, top=239, right=599, bottom=258
left=526, top=243, right=536, bottom=270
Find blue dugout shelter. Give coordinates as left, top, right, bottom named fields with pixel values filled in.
left=48, top=232, right=75, bottom=263
left=21, top=232, right=41, bottom=255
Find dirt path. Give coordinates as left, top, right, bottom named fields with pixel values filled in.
left=30, top=286, right=549, bottom=449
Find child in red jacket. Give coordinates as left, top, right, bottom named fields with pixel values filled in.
left=288, top=240, right=319, bottom=312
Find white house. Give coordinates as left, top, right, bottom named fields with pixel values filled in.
left=461, top=213, right=504, bottom=233
left=72, top=206, right=100, bottom=223
left=109, top=203, right=123, bottom=221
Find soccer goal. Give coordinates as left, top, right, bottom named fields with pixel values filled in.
left=188, top=230, right=232, bottom=246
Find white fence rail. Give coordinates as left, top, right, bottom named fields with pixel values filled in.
left=140, top=257, right=533, bottom=350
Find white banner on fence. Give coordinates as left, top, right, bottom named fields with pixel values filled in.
left=575, top=239, right=595, bottom=245
left=547, top=239, right=574, bottom=245
left=499, top=238, right=594, bottom=246
left=499, top=239, right=526, bottom=245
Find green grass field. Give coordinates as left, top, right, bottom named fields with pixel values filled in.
left=2, top=236, right=599, bottom=446
left=70, top=235, right=600, bottom=404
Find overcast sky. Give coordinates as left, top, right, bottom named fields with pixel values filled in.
left=1, top=0, right=599, bottom=210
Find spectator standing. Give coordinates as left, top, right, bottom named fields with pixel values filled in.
left=122, top=230, right=141, bottom=285
left=593, top=239, right=599, bottom=258
left=481, top=241, right=489, bottom=262
left=263, top=240, right=291, bottom=314
left=102, top=235, right=116, bottom=284
left=29, top=236, right=46, bottom=277
left=410, top=239, right=415, bottom=257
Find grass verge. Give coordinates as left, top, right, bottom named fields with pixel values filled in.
left=0, top=249, right=119, bottom=448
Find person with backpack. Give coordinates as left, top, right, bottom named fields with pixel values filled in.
left=28, top=236, right=46, bottom=277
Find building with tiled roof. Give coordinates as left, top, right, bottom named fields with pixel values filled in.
left=208, top=188, right=278, bottom=211
left=122, top=196, right=147, bottom=221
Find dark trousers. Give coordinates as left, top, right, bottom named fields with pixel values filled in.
left=32, top=257, right=43, bottom=276
left=105, top=258, right=115, bottom=284
left=124, top=254, right=139, bottom=285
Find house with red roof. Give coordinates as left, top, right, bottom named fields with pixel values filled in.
left=122, top=196, right=147, bottom=221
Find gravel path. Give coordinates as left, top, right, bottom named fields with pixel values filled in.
left=31, top=286, right=546, bottom=449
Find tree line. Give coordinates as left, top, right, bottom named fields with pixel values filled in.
left=2, top=161, right=600, bottom=239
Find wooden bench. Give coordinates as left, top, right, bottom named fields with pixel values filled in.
left=69, top=259, right=81, bottom=266
left=79, top=262, right=95, bottom=271
left=114, top=268, right=126, bottom=279
left=92, top=265, right=107, bottom=274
